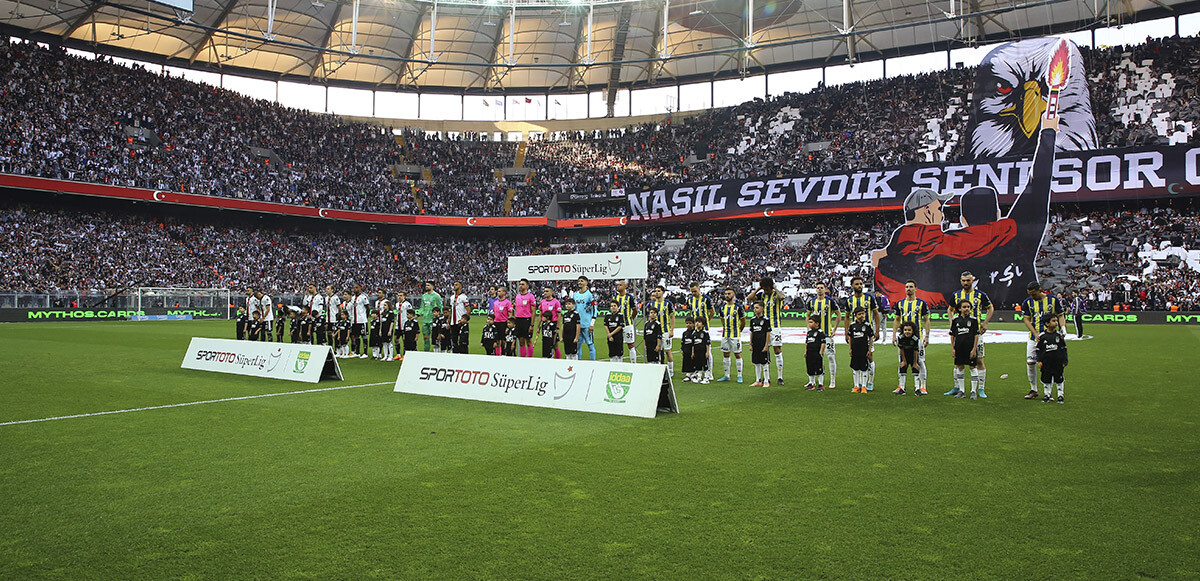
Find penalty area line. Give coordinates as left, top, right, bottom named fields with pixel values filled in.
left=0, top=381, right=393, bottom=427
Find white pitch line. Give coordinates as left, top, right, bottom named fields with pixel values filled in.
left=0, top=381, right=392, bottom=427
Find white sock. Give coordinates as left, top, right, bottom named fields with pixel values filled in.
left=898, top=370, right=906, bottom=389
left=754, top=364, right=762, bottom=383
left=736, top=358, right=743, bottom=378
left=707, top=353, right=714, bottom=379
left=868, top=360, right=875, bottom=386
left=1028, top=364, right=1038, bottom=389
left=954, top=368, right=965, bottom=392
left=723, top=355, right=732, bottom=377
left=1056, top=381, right=1064, bottom=397
left=611, top=356, right=620, bottom=362
left=628, top=347, right=637, bottom=363
left=827, top=349, right=837, bottom=387
left=970, top=368, right=979, bottom=392
left=774, top=352, right=784, bottom=379
left=977, top=369, right=987, bottom=391
left=1044, top=382, right=1052, bottom=397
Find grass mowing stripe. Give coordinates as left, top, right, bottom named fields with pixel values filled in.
left=0, top=381, right=392, bottom=427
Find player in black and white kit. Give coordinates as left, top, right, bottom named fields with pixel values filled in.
left=323, top=284, right=341, bottom=347
left=254, top=289, right=275, bottom=342
left=349, top=283, right=371, bottom=359
left=245, top=288, right=259, bottom=339
left=449, top=281, right=471, bottom=354
left=307, top=284, right=325, bottom=345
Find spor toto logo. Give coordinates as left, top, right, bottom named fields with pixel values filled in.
left=420, top=366, right=491, bottom=385
left=524, top=255, right=623, bottom=277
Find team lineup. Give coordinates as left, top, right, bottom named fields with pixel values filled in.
left=234, top=271, right=1070, bottom=403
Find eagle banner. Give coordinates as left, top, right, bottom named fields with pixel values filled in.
left=624, top=142, right=1200, bottom=223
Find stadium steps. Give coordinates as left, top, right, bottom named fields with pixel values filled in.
left=514, top=141, right=527, bottom=168
left=414, top=168, right=433, bottom=213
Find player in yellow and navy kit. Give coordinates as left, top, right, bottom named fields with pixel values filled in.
left=845, top=276, right=881, bottom=390
left=1021, top=280, right=1066, bottom=399
left=716, top=287, right=746, bottom=383
left=750, top=277, right=787, bottom=385
left=688, top=282, right=717, bottom=381
left=646, top=285, right=675, bottom=376
left=614, top=280, right=639, bottom=363
left=892, top=279, right=931, bottom=395
left=948, top=271, right=995, bottom=396
left=805, top=281, right=842, bottom=389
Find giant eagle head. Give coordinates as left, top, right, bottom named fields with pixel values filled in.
left=967, top=38, right=1097, bottom=159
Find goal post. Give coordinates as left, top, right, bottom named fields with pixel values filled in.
left=135, top=287, right=232, bottom=319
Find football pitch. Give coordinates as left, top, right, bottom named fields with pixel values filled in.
left=1, top=320, right=1197, bottom=579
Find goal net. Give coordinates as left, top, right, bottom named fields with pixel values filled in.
left=135, top=287, right=232, bottom=320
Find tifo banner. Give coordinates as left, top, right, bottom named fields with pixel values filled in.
left=393, top=352, right=678, bottom=418
left=0, top=307, right=225, bottom=322
left=625, top=143, right=1200, bottom=223
left=507, top=251, right=649, bottom=281
left=181, top=338, right=343, bottom=383
left=875, top=39, right=1089, bottom=308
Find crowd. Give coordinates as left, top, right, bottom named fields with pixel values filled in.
left=7, top=199, right=1195, bottom=310
left=2, top=36, right=1198, bottom=221
left=1037, top=200, right=1200, bottom=311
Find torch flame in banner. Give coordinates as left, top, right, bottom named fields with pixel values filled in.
left=1047, top=39, right=1070, bottom=91
left=1044, top=39, right=1071, bottom=120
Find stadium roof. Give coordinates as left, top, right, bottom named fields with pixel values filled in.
left=3, top=0, right=1194, bottom=93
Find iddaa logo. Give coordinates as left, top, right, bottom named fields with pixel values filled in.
left=604, top=370, right=633, bottom=403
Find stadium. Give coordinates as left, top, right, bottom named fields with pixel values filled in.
left=1, top=0, right=1199, bottom=574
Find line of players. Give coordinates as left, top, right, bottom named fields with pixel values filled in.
left=233, top=271, right=1070, bottom=402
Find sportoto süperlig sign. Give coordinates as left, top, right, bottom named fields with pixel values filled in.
left=394, top=351, right=677, bottom=418
left=507, top=251, right=649, bottom=281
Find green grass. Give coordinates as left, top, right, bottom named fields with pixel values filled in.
left=1, top=319, right=1197, bottom=579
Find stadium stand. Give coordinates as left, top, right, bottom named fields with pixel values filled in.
left=1, top=36, right=1198, bottom=220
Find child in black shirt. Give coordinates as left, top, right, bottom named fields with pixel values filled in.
left=604, top=300, right=625, bottom=362
left=369, top=310, right=384, bottom=359
left=895, top=321, right=924, bottom=396
left=1035, top=316, right=1069, bottom=403
left=402, top=310, right=420, bottom=355
left=680, top=317, right=698, bottom=381
left=685, top=317, right=712, bottom=383
left=561, top=298, right=580, bottom=358
left=749, top=301, right=772, bottom=387
left=380, top=304, right=396, bottom=360
left=503, top=319, right=518, bottom=356
left=804, top=315, right=827, bottom=391
left=431, top=307, right=449, bottom=353
left=236, top=308, right=249, bottom=340
left=847, top=307, right=874, bottom=394
left=643, top=308, right=663, bottom=364
left=334, top=312, right=351, bottom=357
left=481, top=314, right=498, bottom=355
left=540, top=311, right=559, bottom=358
left=949, top=300, right=981, bottom=399
left=454, top=314, right=470, bottom=354
left=249, top=311, right=264, bottom=342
